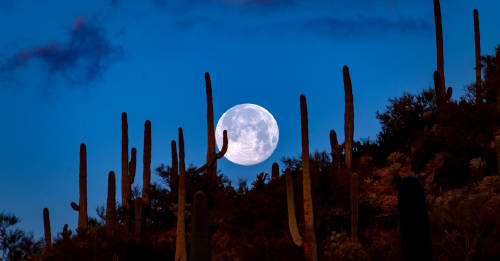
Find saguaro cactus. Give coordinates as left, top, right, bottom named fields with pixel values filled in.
left=398, top=176, right=433, bottom=261
left=350, top=173, right=359, bottom=241
left=285, top=168, right=303, bottom=247
left=62, top=224, right=72, bottom=240
left=299, top=94, right=318, bottom=261
left=70, top=143, right=88, bottom=234
left=175, top=128, right=187, bottom=261
left=171, top=140, right=179, bottom=189
left=43, top=208, right=51, bottom=248
left=106, top=171, right=117, bottom=226
left=343, top=66, right=354, bottom=169
left=190, top=191, right=209, bottom=261
left=204, top=72, right=217, bottom=179
left=271, top=162, right=279, bottom=180
left=121, top=112, right=129, bottom=212
left=142, top=120, right=152, bottom=224
left=495, top=50, right=500, bottom=175
left=474, top=9, right=481, bottom=104
left=433, top=0, right=445, bottom=92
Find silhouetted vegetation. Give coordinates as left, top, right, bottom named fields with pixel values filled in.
left=3, top=1, right=500, bottom=260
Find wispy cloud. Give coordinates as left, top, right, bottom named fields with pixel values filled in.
left=303, top=16, right=433, bottom=37
left=0, top=15, right=124, bottom=85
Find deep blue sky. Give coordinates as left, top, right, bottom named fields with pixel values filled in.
left=1, top=0, right=499, bottom=239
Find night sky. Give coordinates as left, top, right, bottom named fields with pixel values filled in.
left=1, top=0, right=499, bottom=239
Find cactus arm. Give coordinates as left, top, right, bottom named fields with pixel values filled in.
left=70, top=202, right=79, bottom=211
left=129, top=148, right=137, bottom=184
left=285, top=168, right=303, bottom=247
left=195, top=130, right=228, bottom=174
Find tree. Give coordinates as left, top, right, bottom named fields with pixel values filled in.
left=0, top=212, right=42, bottom=261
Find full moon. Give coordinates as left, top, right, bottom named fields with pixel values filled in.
left=215, top=104, right=279, bottom=166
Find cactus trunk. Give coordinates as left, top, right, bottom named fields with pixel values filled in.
left=474, top=9, right=481, bottom=104
left=43, top=208, right=51, bottom=248
left=190, top=191, right=210, bottom=261
left=171, top=140, right=178, bottom=191
left=175, top=128, right=187, bottom=261
left=300, top=95, right=318, bottom=261
left=496, top=50, right=500, bottom=175
left=398, top=176, right=433, bottom=261
left=205, top=72, right=217, bottom=179
left=106, top=171, right=117, bottom=226
left=343, top=66, right=354, bottom=169
left=78, top=143, right=88, bottom=234
left=121, top=112, right=130, bottom=229
left=143, top=120, right=151, bottom=225
left=350, top=173, right=359, bottom=241
left=285, top=168, right=303, bottom=247
left=433, top=0, right=445, bottom=93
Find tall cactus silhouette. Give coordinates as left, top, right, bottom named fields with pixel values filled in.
left=350, top=173, right=359, bottom=241
left=204, top=72, right=217, bottom=180
left=171, top=140, right=178, bottom=188
left=43, top=208, right=51, bottom=248
left=343, top=66, right=354, bottom=169
left=285, top=168, right=303, bottom=247
left=190, top=191, right=209, bottom=261
left=70, top=143, right=88, bottom=234
left=106, top=171, right=117, bottom=226
left=474, top=9, right=481, bottom=104
left=398, top=176, right=433, bottom=261
left=142, top=120, right=152, bottom=225
left=495, top=50, right=500, bottom=174
left=272, top=162, right=279, bottom=180
left=121, top=112, right=129, bottom=213
left=433, top=0, right=445, bottom=92
left=121, top=113, right=137, bottom=231
left=175, top=128, right=187, bottom=261
left=433, top=0, right=452, bottom=107
left=299, top=94, right=318, bottom=261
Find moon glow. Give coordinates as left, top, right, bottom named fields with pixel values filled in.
left=215, top=104, right=279, bottom=166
